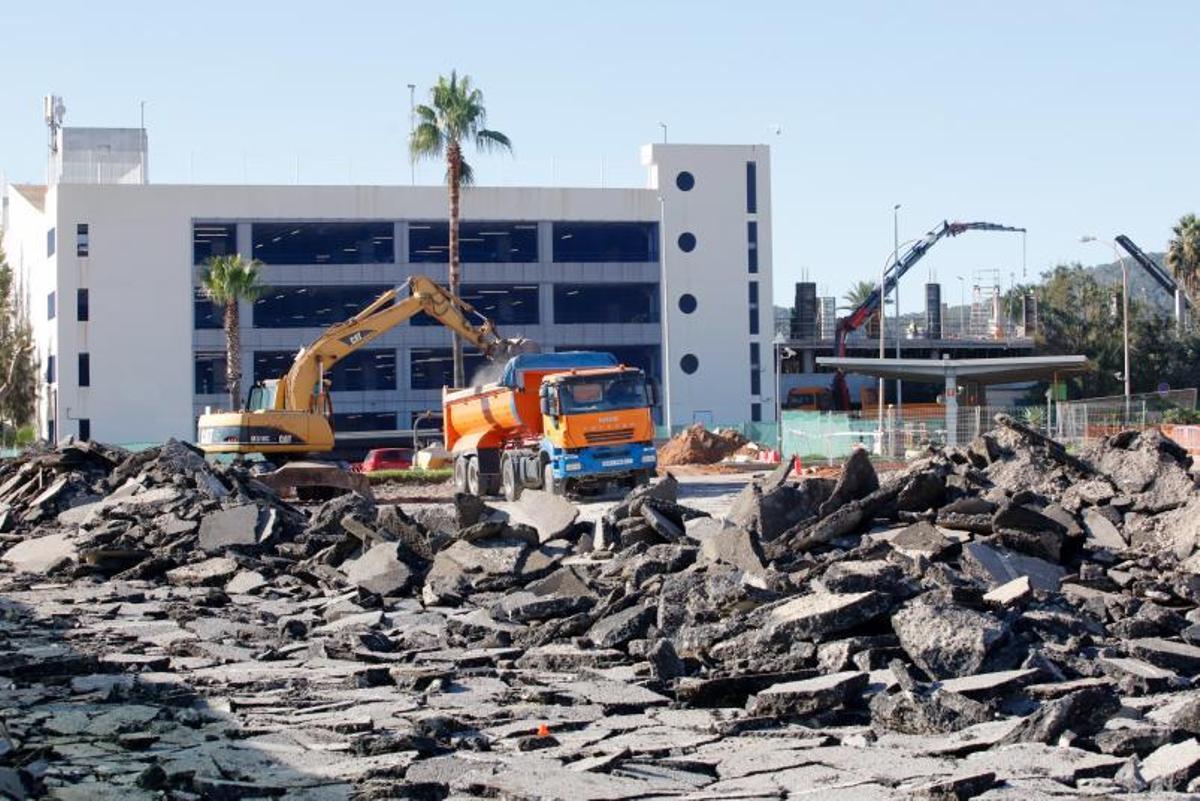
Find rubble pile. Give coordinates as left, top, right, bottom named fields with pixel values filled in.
left=3, top=418, right=1200, bottom=798
left=657, top=424, right=749, bottom=466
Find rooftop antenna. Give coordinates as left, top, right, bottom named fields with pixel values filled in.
left=44, top=95, right=65, bottom=153
left=44, top=95, right=65, bottom=184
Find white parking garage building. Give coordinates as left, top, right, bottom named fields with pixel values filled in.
left=2, top=124, right=774, bottom=445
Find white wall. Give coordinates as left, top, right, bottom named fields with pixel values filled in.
left=643, top=144, right=775, bottom=426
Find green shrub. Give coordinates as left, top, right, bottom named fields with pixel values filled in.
left=365, top=468, right=453, bottom=485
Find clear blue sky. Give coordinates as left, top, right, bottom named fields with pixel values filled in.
left=2, top=1, right=1197, bottom=310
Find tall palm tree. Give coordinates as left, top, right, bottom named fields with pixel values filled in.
left=200, top=254, right=266, bottom=411
left=410, top=71, right=512, bottom=387
left=1167, top=213, right=1200, bottom=302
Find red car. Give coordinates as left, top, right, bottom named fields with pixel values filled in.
left=360, top=448, right=414, bottom=473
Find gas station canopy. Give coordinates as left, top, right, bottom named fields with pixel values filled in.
left=815, top=355, right=1088, bottom=385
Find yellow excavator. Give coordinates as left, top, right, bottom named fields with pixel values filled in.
left=196, top=275, right=534, bottom=495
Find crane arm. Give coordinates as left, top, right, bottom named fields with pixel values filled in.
left=1114, top=234, right=1193, bottom=307
left=276, top=275, right=530, bottom=412
left=831, top=220, right=1025, bottom=409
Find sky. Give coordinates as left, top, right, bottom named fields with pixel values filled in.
left=2, top=1, right=1197, bottom=310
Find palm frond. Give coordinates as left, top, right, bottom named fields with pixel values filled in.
left=475, top=128, right=512, bottom=154
left=200, top=255, right=267, bottom=305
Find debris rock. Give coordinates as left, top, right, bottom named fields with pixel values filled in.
left=892, top=594, right=1009, bottom=679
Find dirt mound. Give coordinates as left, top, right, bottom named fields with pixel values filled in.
left=657, top=424, right=749, bottom=466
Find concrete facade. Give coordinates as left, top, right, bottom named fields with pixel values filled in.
left=3, top=135, right=774, bottom=445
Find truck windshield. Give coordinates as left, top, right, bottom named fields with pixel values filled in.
left=559, top=374, right=648, bottom=414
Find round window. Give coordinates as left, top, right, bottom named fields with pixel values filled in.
left=675, top=171, right=695, bottom=191
left=678, top=293, right=697, bottom=314
left=680, top=354, right=699, bottom=375
left=678, top=232, right=697, bottom=252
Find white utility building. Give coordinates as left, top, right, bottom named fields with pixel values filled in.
left=2, top=109, right=773, bottom=446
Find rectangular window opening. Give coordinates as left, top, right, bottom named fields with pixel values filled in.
left=409, top=221, right=537, bottom=263
left=746, top=162, right=758, bottom=214
left=552, top=222, right=659, bottom=263
left=78, top=418, right=90, bottom=441
left=251, top=221, right=394, bottom=265
left=751, top=402, right=762, bottom=422
left=747, top=221, right=759, bottom=274
left=553, top=283, right=659, bottom=324
left=76, top=223, right=89, bottom=257
left=47, top=291, right=56, bottom=320
left=46, top=354, right=56, bottom=384
left=47, top=227, right=56, bottom=257
left=193, top=222, right=237, bottom=265
left=78, top=353, right=90, bottom=387
left=194, top=352, right=228, bottom=394
left=77, top=288, right=89, bottom=321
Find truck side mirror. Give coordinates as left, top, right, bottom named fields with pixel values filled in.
left=539, top=395, right=552, bottom=416
left=647, top=380, right=659, bottom=406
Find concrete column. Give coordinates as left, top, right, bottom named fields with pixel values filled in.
left=235, top=223, right=252, bottom=258
left=539, top=283, right=555, bottom=344
left=394, top=222, right=406, bottom=268
left=238, top=297, right=255, bottom=410
left=944, top=365, right=958, bottom=447
left=538, top=221, right=553, bottom=264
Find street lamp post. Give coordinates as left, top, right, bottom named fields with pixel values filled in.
left=893, top=204, right=902, bottom=426
left=878, top=228, right=886, bottom=450
left=659, top=196, right=673, bottom=433
left=407, top=83, right=416, bottom=186
left=1081, top=236, right=1131, bottom=416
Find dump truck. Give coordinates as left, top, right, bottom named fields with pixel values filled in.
left=443, top=351, right=658, bottom=498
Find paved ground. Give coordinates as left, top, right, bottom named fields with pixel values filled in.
left=491, top=471, right=758, bottom=528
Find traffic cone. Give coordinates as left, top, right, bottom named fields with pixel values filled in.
left=792, top=454, right=803, bottom=473
left=537, top=723, right=550, bottom=737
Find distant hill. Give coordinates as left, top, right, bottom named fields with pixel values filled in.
left=1082, top=250, right=1179, bottom=314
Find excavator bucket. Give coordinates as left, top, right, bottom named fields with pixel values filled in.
left=256, top=461, right=373, bottom=502
left=488, top=337, right=540, bottom=363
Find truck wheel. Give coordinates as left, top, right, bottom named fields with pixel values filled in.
left=502, top=457, right=522, bottom=501
left=467, top=458, right=482, bottom=497
left=453, top=457, right=468, bottom=493
left=543, top=462, right=560, bottom=496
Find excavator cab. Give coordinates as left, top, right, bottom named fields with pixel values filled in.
left=247, top=381, right=278, bottom=412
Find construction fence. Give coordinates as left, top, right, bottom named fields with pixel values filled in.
left=780, top=388, right=1199, bottom=464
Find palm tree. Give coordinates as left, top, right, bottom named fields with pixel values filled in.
left=1167, top=213, right=1200, bottom=302
left=410, top=71, right=512, bottom=387
left=841, top=280, right=879, bottom=311
left=200, top=254, right=266, bottom=411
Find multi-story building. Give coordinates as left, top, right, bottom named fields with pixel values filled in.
left=2, top=119, right=774, bottom=445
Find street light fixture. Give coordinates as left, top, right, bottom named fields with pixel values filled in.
left=1080, top=235, right=1131, bottom=413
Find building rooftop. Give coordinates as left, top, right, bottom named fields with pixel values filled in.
left=11, top=184, right=47, bottom=211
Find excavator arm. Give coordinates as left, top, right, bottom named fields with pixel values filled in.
left=276, top=275, right=533, bottom=412
left=1115, top=234, right=1193, bottom=307
left=830, top=220, right=1026, bottom=410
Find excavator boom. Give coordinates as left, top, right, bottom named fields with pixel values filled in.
left=276, top=275, right=534, bottom=412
